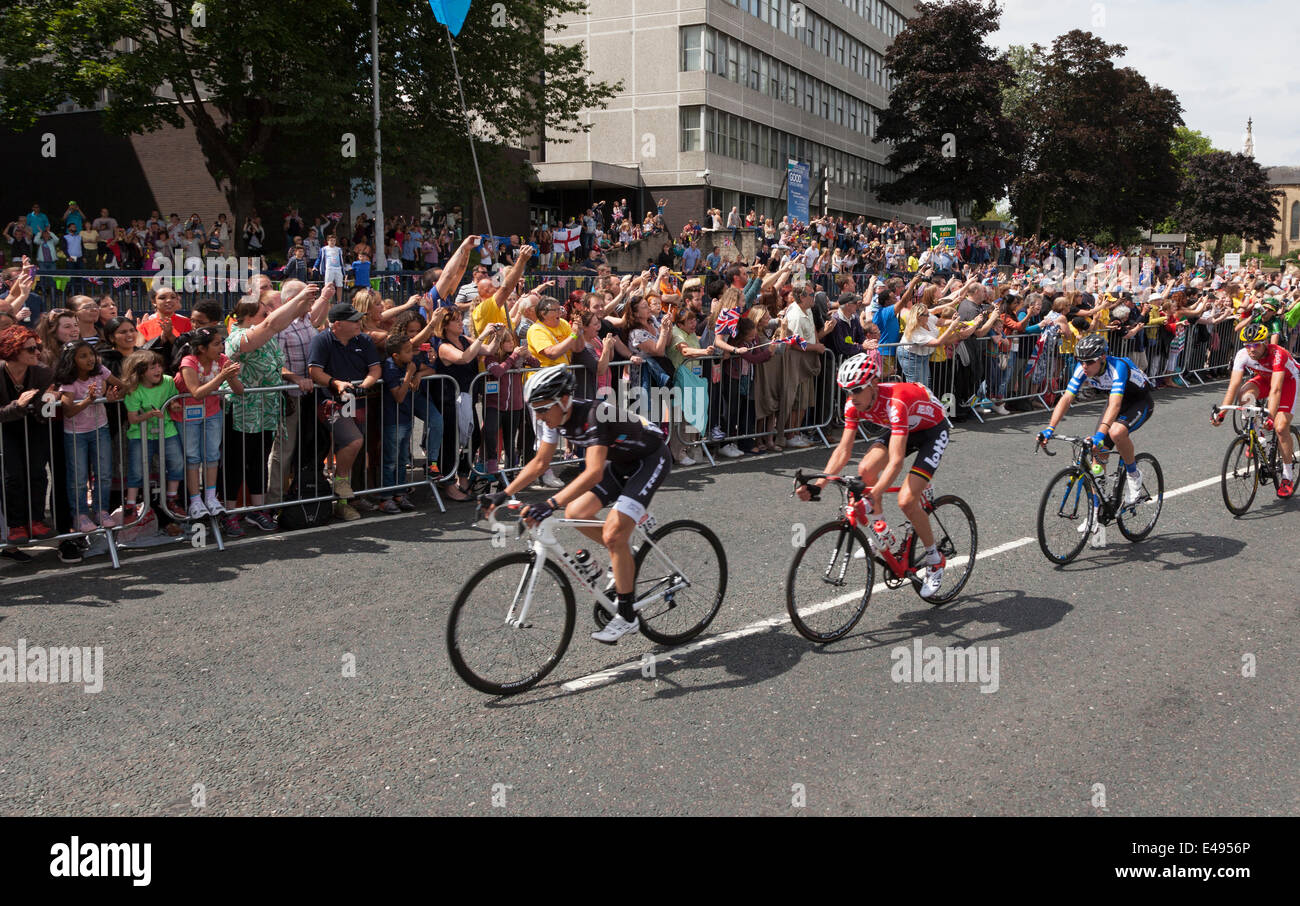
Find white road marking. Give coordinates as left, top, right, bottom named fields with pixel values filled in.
left=560, top=471, right=1221, bottom=693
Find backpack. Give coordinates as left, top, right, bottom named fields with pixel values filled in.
left=278, top=463, right=334, bottom=531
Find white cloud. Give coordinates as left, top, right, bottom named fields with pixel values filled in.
left=990, top=0, right=1300, bottom=166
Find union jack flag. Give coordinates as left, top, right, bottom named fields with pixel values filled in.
left=715, top=307, right=741, bottom=337
left=87, top=276, right=102, bottom=285
left=783, top=334, right=808, bottom=350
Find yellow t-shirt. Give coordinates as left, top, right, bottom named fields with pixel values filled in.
left=527, top=320, right=575, bottom=368
left=471, top=297, right=507, bottom=339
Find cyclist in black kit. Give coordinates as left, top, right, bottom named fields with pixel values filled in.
left=481, top=365, right=671, bottom=643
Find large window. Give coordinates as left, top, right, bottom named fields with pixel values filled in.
left=690, top=106, right=894, bottom=195
left=681, top=25, right=703, bottom=72
left=722, top=0, right=899, bottom=86
left=1292, top=201, right=1300, bottom=242
left=680, top=107, right=702, bottom=152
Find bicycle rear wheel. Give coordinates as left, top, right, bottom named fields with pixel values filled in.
left=633, top=520, right=727, bottom=646
left=1116, top=453, right=1163, bottom=541
left=1220, top=436, right=1258, bottom=516
left=446, top=552, right=575, bottom=695
left=1269, top=426, right=1300, bottom=493
left=1036, top=467, right=1094, bottom=565
left=785, top=520, right=875, bottom=643
left=906, top=495, right=977, bottom=605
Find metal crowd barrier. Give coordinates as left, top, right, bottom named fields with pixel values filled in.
left=153, top=373, right=460, bottom=551
left=0, top=389, right=156, bottom=568
left=1, top=372, right=463, bottom=568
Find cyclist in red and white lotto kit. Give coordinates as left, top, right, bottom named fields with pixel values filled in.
left=1213, top=321, right=1299, bottom=497
left=796, top=352, right=952, bottom=599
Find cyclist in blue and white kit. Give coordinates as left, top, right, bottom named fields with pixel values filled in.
left=1037, top=334, right=1154, bottom=504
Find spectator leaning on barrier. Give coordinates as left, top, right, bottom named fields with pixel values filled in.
left=267, top=280, right=331, bottom=508
left=222, top=283, right=319, bottom=533
left=307, top=302, right=381, bottom=521
left=120, top=349, right=184, bottom=521
left=1, top=326, right=58, bottom=559
left=779, top=285, right=827, bottom=448
left=174, top=327, right=243, bottom=521
left=55, top=339, right=126, bottom=533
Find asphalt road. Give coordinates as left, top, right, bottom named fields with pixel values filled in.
left=2, top=381, right=1297, bottom=816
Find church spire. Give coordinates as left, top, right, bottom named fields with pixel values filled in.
left=1243, top=118, right=1255, bottom=158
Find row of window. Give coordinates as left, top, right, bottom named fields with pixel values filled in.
left=720, top=0, right=901, bottom=88
left=680, top=106, right=895, bottom=196
left=681, top=26, right=883, bottom=137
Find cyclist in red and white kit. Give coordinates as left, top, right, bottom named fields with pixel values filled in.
left=796, top=352, right=952, bottom=599
left=1213, top=322, right=1298, bottom=497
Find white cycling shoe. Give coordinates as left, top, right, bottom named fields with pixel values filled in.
left=918, top=558, right=945, bottom=600
left=592, top=614, right=640, bottom=645
left=1124, top=469, right=1144, bottom=505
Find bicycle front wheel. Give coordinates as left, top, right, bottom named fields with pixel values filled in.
left=785, top=520, right=875, bottom=643
left=633, top=520, right=727, bottom=646
left=446, top=552, right=576, bottom=695
left=906, top=495, right=977, bottom=605
left=1036, top=468, right=1094, bottom=565
left=1116, top=453, right=1164, bottom=542
left=1220, top=435, right=1258, bottom=516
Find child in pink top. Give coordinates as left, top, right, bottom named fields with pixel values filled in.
left=55, top=340, right=126, bottom=531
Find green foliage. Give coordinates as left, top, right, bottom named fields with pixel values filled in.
left=875, top=0, right=1023, bottom=220
left=1006, top=30, right=1183, bottom=239
left=0, top=0, right=620, bottom=245
left=1177, top=151, right=1281, bottom=257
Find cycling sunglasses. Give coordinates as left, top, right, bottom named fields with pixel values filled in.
left=530, top=398, right=563, bottom=414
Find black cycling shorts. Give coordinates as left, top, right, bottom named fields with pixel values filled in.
left=591, top=443, right=671, bottom=523
left=866, top=421, right=951, bottom=483
left=1102, top=387, right=1154, bottom=448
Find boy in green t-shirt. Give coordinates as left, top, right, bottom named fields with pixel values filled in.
left=121, top=350, right=185, bottom=520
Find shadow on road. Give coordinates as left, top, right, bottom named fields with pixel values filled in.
left=821, top=588, right=1073, bottom=652
left=1054, top=531, right=1245, bottom=573
left=485, top=586, right=1072, bottom=707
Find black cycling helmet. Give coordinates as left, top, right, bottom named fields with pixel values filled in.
left=1075, top=334, right=1108, bottom=362
left=524, top=364, right=575, bottom=405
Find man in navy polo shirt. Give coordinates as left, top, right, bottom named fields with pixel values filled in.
left=308, top=302, right=382, bottom=516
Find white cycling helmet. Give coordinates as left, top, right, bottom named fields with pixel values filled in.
left=837, top=352, right=880, bottom=391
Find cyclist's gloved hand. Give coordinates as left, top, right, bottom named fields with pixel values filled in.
left=522, top=499, right=555, bottom=524
left=1090, top=429, right=1107, bottom=447
left=1210, top=407, right=1224, bottom=426
left=1264, top=416, right=1275, bottom=431
left=480, top=491, right=509, bottom=515
left=1038, top=426, right=1054, bottom=444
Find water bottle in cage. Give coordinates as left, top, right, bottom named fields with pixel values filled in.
left=871, top=520, right=897, bottom=553
left=573, top=548, right=602, bottom=587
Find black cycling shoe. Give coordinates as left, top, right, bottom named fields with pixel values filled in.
left=57, top=540, right=83, bottom=563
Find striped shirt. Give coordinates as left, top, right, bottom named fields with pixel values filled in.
left=278, top=317, right=320, bottom=397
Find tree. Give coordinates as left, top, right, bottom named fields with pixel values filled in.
left=1006, top=30, right=1182, bottom=239
left=1154, top=127, right=1218, bottom=236
left=1177, top=151, right=1280, bottom=260
left=0, top=0, right=620, bottom=251
left=874, top=0, right=1022, bottom=221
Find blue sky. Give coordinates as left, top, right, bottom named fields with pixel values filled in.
left=990, top=0, right=1299, bottom=166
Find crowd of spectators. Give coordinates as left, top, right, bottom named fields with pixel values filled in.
left=5, top=197, right=1300, bottom=569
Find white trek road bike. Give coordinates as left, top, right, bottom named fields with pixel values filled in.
left=446, top=500, right=727, bottom=695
